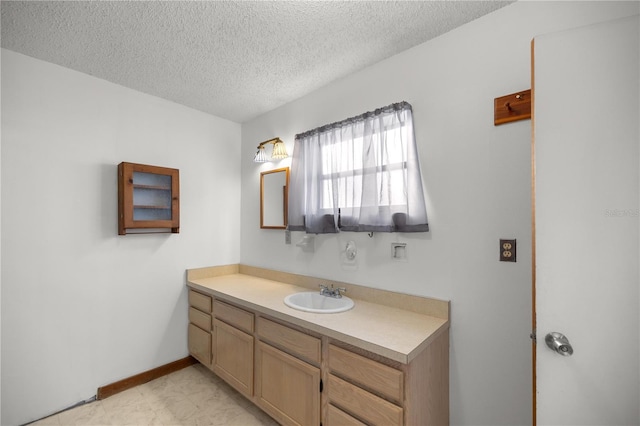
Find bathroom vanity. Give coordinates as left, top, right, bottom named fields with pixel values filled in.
left=186, top=265, right=450, bottom=426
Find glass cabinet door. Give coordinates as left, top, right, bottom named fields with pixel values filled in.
left=132, top=171, right=173, bottom=221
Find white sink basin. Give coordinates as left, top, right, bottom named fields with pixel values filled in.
left=284, top=292, right=354, bottom=314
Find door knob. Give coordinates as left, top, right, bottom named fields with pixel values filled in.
left=545, top=332, right=574, bottom=356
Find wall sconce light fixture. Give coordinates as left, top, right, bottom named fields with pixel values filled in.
left=254, top=137, right=288, bottom=162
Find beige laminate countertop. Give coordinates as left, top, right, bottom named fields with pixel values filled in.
left=187, top=273, right=448, bottom=364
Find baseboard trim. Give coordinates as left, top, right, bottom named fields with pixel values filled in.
left=97, top=356, right=197, bottom=400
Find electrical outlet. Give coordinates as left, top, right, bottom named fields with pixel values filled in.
left=500, top=239, right=516, bottom=262
left=285, top=230, right=291, bottom=245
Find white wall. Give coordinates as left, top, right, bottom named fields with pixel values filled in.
left=1, top=50, right=241, bottom=425
left=240, top=2, right=640, bottom=425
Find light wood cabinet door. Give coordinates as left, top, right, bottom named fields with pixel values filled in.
left=255, top=341, right=320, bottom=426
left=212, top=319, right=254, bottom=397
left=188, top=324, right=211, bottom=367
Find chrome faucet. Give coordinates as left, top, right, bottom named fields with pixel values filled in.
left=319, top=284, right=347, bottom=298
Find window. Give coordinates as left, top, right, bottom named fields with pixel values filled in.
left=288, top=101, right=429, bottom=234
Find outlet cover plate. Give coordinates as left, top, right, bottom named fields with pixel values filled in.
left=500, top=239, right=516, bottom=262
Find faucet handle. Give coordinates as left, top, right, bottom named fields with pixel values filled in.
left=319, top=284, right=330, bottom=294
left=333, top=287, right=347, bottom=298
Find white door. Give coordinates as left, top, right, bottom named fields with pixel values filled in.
left=533, top=15, right=639, bottom=425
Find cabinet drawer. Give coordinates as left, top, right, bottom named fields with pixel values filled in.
left=213, top=300, right=254, bottom=333
left=328, top=374, right=403, bottom=426
left=188, top=323, right=211, bottom=366
left=256, top=317, right=321, bottom=364
left=188, top=290, right=212, bottom=313
left=326, top=404, right=366, bottom=426
left=189, top=307, right=211, bottom=331
left=329, top=344, right=403, bottom=403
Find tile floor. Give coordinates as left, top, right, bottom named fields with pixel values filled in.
left=30, top=364, right=279, bottom=426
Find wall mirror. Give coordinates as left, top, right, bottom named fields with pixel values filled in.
left=260, top=167, right=289, bottom=229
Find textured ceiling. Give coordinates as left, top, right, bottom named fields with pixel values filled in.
left=1, top=1, right=513, bottom=123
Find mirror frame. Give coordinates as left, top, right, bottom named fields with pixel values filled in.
left=260, top=167, right=289, bottom=229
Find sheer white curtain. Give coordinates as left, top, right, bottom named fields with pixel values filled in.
left=288, top=102, right=429, bottom=233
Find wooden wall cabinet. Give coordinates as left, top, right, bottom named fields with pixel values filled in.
left=118, top=162, right=179, bottom=235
